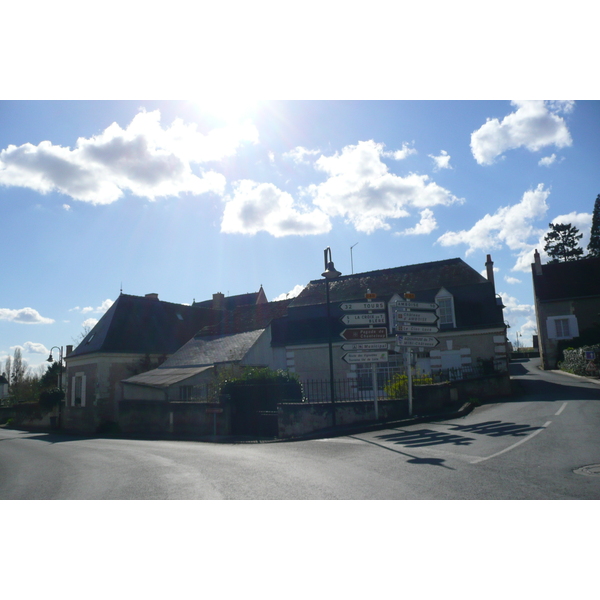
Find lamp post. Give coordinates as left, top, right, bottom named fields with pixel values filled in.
left=322, top=247, right=341, bottom=428
left=47, top=346, right=64, bottom=428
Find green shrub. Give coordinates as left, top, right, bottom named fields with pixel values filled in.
left=384, top=372, right=434, bottom=399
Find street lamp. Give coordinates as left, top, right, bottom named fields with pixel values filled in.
left=47, top=346, right=64, bottom=428
left=322, top=247, right=341, bottom=428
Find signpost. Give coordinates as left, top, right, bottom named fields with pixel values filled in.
left=393, top=300, right=438, bottom=311
left=340, top=327, right=388, bottom=340
left=342, top=351, right=388, bottom=364
left=342, top=342, right=388, bottom=351
left=395, top=310, right=438, bottom=324
left=341, top=313, right=387, bottom=326
left=395, top=335, right=439, bottom=348
left=396, top=324, right=438, bottom=334
left=340, top=301, right=386, bottom=311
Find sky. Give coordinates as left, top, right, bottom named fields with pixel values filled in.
left=1, top=99, right=598, bottom=373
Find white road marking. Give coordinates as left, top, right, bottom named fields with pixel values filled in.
left=555, top=402, right=568, bottom=416
left=470, top=421, right=552, bottom=464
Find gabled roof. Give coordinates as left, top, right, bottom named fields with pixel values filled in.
left=290, top=258, right=489, bottom=307
left=67, top=294, right=223, bottom=359
left=533, top=257, right=600, bottom=302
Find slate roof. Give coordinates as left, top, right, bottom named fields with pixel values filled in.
left=192, top=287, right=267, bottom=310
left=195, top=299, right=291, bottom=336
left=160, top=329, right=266, bottom=368
left=289, top=258, right=489, bottom=307
left=121, top=329, right=266, bottom=389
left=272, top=258, right=503, bottom=346
left=533, top=257, right=600, bottom=302
left=67, top=294, right=223, bottom=359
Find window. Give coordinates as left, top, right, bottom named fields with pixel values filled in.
left=179, top=386, right=193, bottom=401
left=435, top=288, right=455, bottom=328
left=547, top=315, right=578, bottom=340
left=555, top=319, right=570, bottom=338
left=71, top=373, right=86, bottom=407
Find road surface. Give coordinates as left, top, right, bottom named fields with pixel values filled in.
left=1, top=358, right=599, bottom=499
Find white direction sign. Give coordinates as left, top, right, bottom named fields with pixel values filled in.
left=393, top=300, right=438, bottom=310
left=341, top=313, right=387, bottom=326
left=395, top=310, right=438, bottom=324
left=342, top=342, right=389, bottom=351
left=340, top=301, right=386, bottom=311
left=396, top=324, right=438, bottom=334
left=395, top=335, right=439, bottom=348
left=342, top=351, right=388, bottom=364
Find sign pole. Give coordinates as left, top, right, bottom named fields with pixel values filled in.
left=371, top=363, right=379, bottom=420
left=407, top=348, right=413, bottom=416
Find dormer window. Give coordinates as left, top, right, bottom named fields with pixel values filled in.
left=435, top=288, right=455, bottom=328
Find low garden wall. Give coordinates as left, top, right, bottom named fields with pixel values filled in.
left=118, top=400, right=230, bottom=437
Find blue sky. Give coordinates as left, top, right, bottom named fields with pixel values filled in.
left=2, top=99, right=598, bottom=372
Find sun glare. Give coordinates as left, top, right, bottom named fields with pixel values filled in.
left=192, top=99, right=258, bottom=125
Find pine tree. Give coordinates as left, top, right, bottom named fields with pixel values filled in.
left=543, top=222, right=584, bottom=263
left=587, top=194, right=600, bottom=257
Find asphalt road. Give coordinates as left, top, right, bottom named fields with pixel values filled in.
left=1, top=358, right=599, bottom=499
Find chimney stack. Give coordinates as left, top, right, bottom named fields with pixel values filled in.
left=212, top=292, right=225, bottom=310
left=145, top=293, right=159, bottom=300
left=485, top=254, right=495, bottom=291
left=533, top=249, right=543, bottom=275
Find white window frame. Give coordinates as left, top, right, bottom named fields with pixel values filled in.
left=435, top=288, right=456, bottom=328
left=547, top=315, right=579, bottom=340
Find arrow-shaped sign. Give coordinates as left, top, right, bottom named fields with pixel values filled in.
left=395, top=335, right=439, bottom=348
left=341, top=313, right=387, bottom=326
left=342, top=351, right=388, bottom=364
left=340, top=301, right=386, bottom=311
left=393, top=300, right=438, bottom=310
left=395, top=310, right=438, bottom=324
left=340, top=327, right=388, bottom=340
left=396, top=324, right=439, bottom=334
left=342, top=342, right=389, bottom=351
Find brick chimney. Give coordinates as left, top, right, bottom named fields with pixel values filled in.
left=145, top=293, right=159, bottom=300
left=485, top=254, right=495, bottom=291
left=212, top=292, right=225, bottom=310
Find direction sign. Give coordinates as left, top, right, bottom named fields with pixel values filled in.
left=342, top=351, right=388, bottom=364
left=395, top=310, right=438, bottom=324
left=393, top=300, right=438, bottom=311
left=340, top=327, right=388, bottom=340
left=341, top=313, right=387, bottom=326
left=395, top=335, right=439, bottom=348
left=396, top=324, right=439, bottom=334
left=342, top=342, right=389, bottom=351
left=340, top=301, right=386, bottom=311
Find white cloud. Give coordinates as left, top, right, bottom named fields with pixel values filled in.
left=429, top=150, right=452, bottom=171
left=397, top=208, right=438, bottom=236
left=471, top=101, right=573, bottom=165
left=22, top=341, right=49, bottom=355
left=62, top=203, right=71, bottom=210
left=273, top=284, right=306, bottom=301
left=437, top=184, right=550, bottom=269
left=309, top=140, right=462, bottom=234
left=0, top=109, right=258, bottom=204
left=221, top=180, right=331, bottom=237
left=538, top=154, right=557, bottom=167
left=504, top=276, right=521, bottom=284
left=0, top=307, right=54, bottom=324
left=384, top=142, right=417, bottom=161
left=283, top=146, right=321, bottom=165
left=82, top=318, right=99, bottom=330
left=70, top=299, right=114, bottom=315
